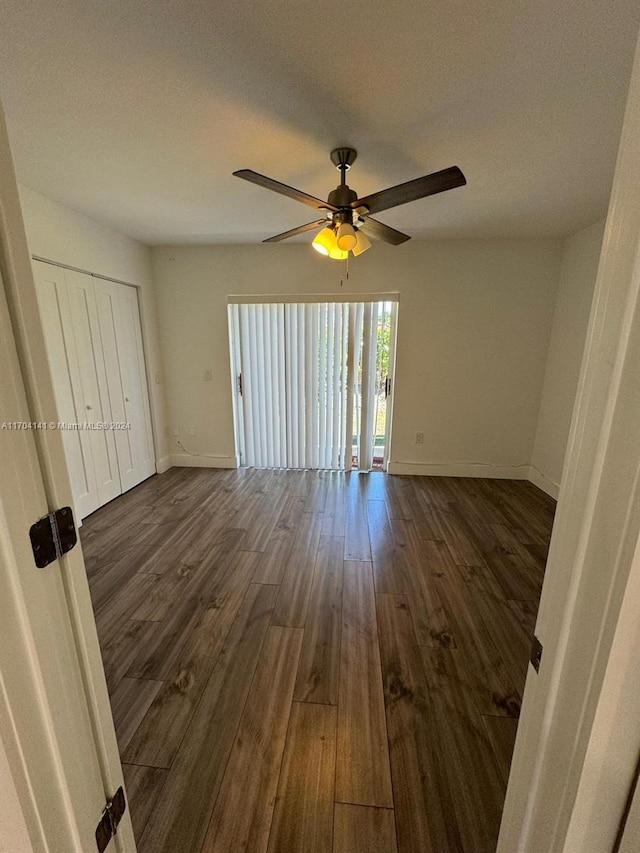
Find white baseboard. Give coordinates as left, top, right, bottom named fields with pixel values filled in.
left=169, top=453, right=238, bottom=469
left=527, top=465, right=560, bottom=499
left=387, top=460, right=531, bottom=479
left=155, top=455, right=172, bottom=474
left=164, top=454, right=559, bottom=496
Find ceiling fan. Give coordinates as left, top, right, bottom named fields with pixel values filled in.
left=233, top=148, right=466, bottom=259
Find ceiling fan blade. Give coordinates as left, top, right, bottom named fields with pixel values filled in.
left=352, top=166, right=466, bottom=215
left=263, top=219, right=327, bottom=243
left=233, top=169, right=337, bottom=211
left=359, top=216, right=411, bottom=246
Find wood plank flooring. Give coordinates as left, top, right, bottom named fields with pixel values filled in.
left=81, top=467, right=555, bottom=853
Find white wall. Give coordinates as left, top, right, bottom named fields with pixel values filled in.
left=152, top=239, right=562, bottom=474
left=530, top=220, right=605, bottom=497
left=18, top=185, right=169, bottom=468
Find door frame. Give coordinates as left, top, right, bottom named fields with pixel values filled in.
left=498, top=29, right=640, bottom=852
left=0, top=104, right=136, bottom=850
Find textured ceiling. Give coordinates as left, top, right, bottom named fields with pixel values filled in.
left=1, top=0, right=638, bottom=244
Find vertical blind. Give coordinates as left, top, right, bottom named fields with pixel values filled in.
left=229, top=300, right=391, bottom=471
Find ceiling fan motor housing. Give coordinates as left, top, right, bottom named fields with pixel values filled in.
left=328, top=185, right=358, bottom=209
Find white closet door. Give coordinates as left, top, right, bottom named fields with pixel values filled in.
left=33, top=261, right=100, bottom=518
left=62, top=269, right=121, bottom=507
left=94, top=279, right=155, bottom=491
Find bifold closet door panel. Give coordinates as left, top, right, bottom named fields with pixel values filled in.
left=33, top=261, right=100, bottom=518
left=62, top=269, right=122, bottom=507
left=94, top=279, right=155, bottom=491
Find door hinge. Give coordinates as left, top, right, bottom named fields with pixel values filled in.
left=237, top=372, right=243, bottom=396
left=95, top=786, right=126, bottom=853
left=530, top=634, right=543, bottom=673
left=29, top=506, right=77, bottom=569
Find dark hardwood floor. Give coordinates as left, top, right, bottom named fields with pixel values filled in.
left=80, top=468, right=555, bottom=853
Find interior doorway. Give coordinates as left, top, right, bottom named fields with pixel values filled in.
left=228, top=299, right=397, bottom=471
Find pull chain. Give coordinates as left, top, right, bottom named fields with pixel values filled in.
left=340, top=253, right=350, bottom=288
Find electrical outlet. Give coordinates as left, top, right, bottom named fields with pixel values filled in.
left=203, top=369, right=213, bottom=382
left=189, top=426, right=196, bottom=436
left=154, top=370, right=161, bottom=385
left=172, top=427, right=180, bottom=437
left=415, top=431, right=424, bottom=445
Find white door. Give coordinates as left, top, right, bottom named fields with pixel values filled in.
left=497, top=30, right=640, bottom=853
left=0, top=101, right=135, bottom=851
left=0, top=275, right=111, bottom=851
left=94, top=278, right=155, bottom=491
left=33, top=260, right=100, bottom=518
left=63, top=269, right=122, bottom=506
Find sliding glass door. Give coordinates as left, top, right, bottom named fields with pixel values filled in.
left=228, top=299, right=397, bottom=471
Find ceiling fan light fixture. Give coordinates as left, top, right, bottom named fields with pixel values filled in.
left=352, top=229, right=371, bottom=256
left=329, top=246, right=349, bottom=260
left=312, top=226, right=336, bottom=255
left=336, top=221, right=357, bottom=251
